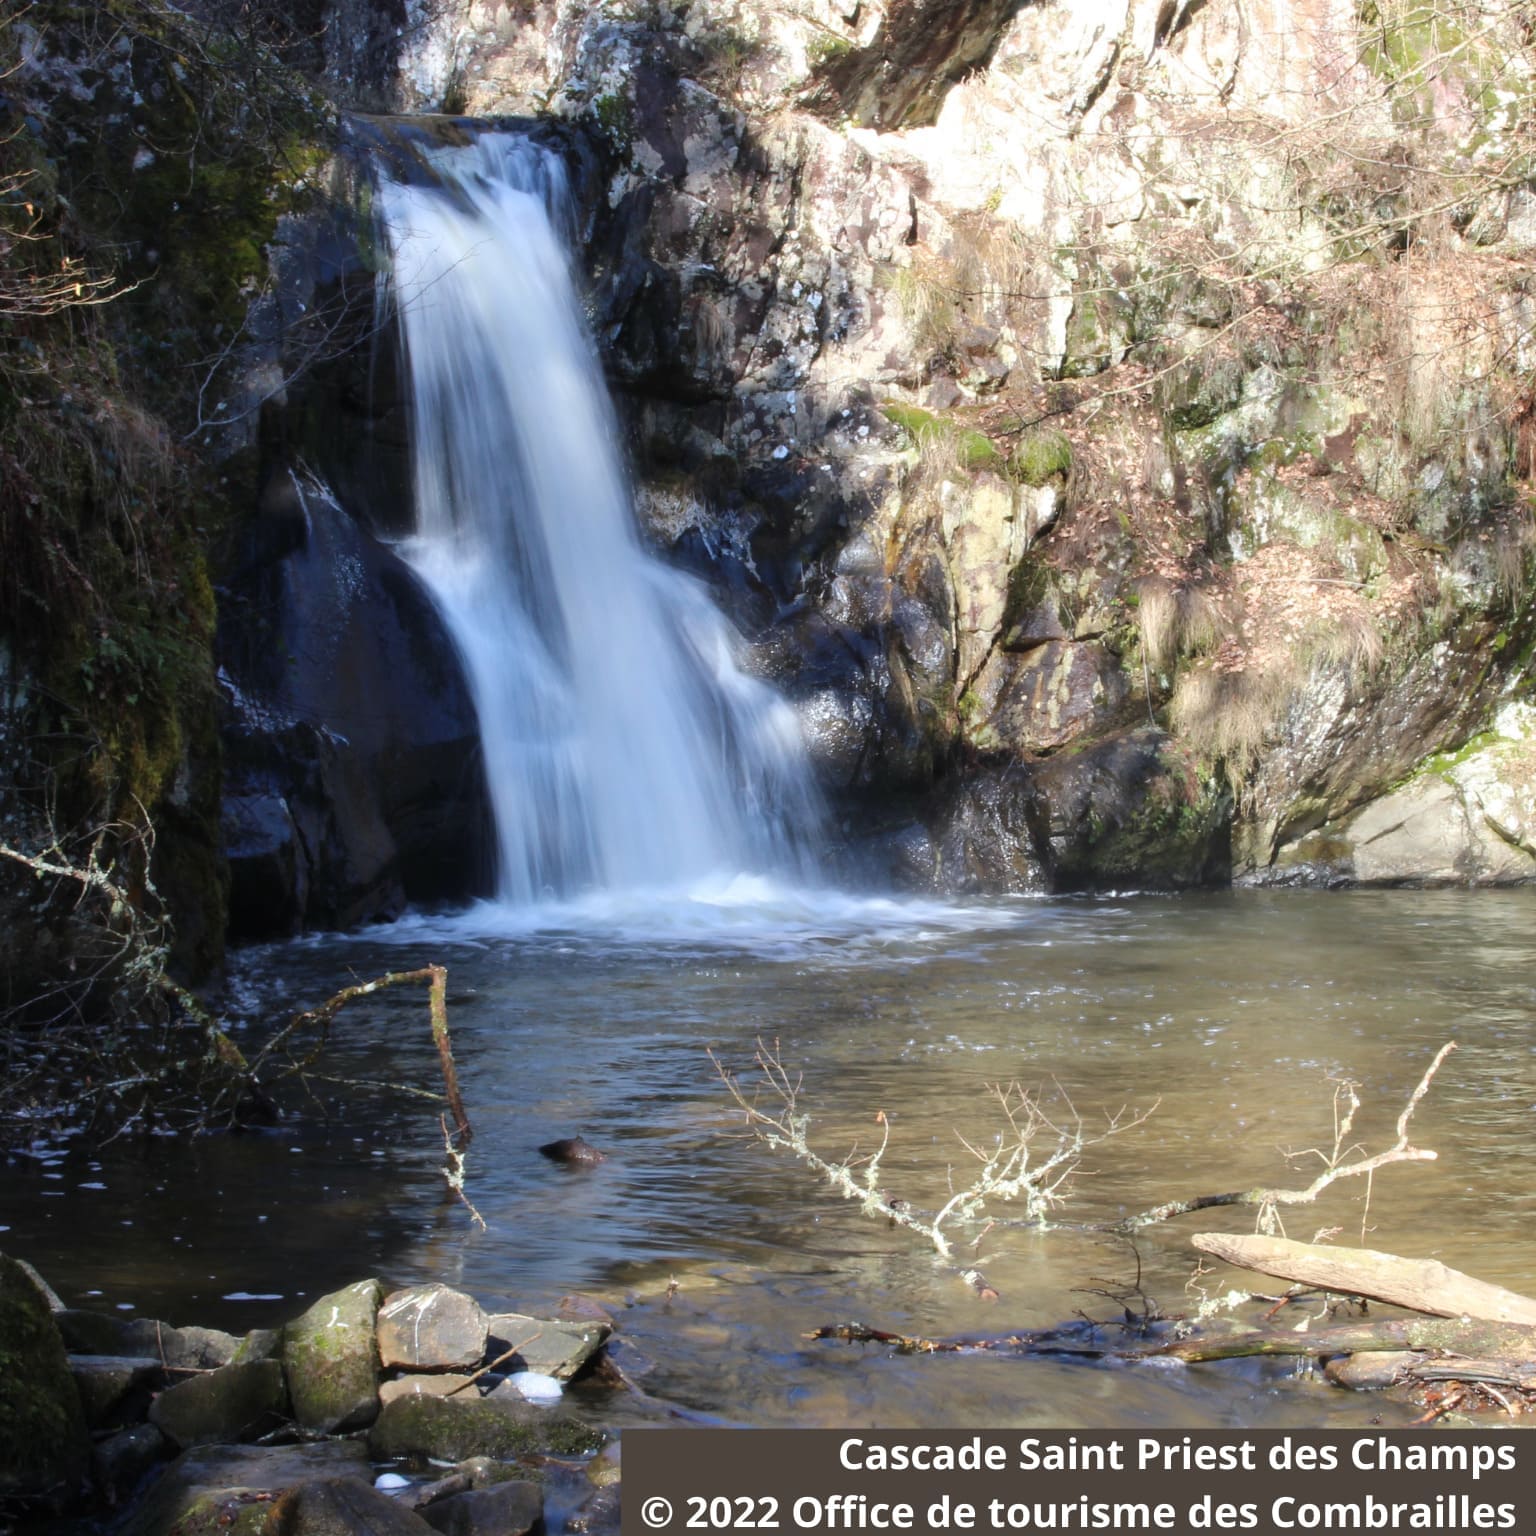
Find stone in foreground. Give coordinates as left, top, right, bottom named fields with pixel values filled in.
left=419, top=1480, right=544, bottom=1536
left=485, top=1311, right=611, bottom=1381
left=148, top=1359, right=289, bottom=1450
left=368, top=1392, right=602, bottom=1463
left=121, top=1442, right=370, bottom=1536
left=282, top=1278, right=384, bottom=1433
left=377, top=1283, right=488, bottom=1371
left=0, top=1252, right=91, bottom=1504
left=269, top=1475, right=440, bottom=1535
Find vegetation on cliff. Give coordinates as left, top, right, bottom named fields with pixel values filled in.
left=0, top=0, right=332, bottom=1132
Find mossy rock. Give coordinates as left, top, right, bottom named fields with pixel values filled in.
left=1008, top=428, right=1072, bottom=487
left=881, top=402, right=1000, bottom=470
left=0, top=1253, right=91, bottom=1503
left=148, top=1360, right=289, bottom=1451
left=1033, top=729, right=1233, bottom=891
left=1159, top=352, right=1246, bottom=431
left=281, top=1279, right=383, bottom=1434
left=121, top=1441, right=371, bottom=1536
left=367, top=1393, right=604, bottom=1464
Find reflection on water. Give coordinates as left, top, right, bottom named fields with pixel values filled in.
left=4, top=888, right=1534, bottom=1428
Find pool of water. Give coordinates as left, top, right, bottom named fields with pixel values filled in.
left=5, top=886, right=1534, bottom=1429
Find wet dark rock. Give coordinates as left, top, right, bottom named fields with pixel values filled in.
left=929, top=770, right=1048, bottom=895
left=218, top=473, right=492, bottom=938
left=121, top=1442, right=371, bottom=1536
left=0, top=1252, right=91, bottom=1506
left=539, top=1136, right=607, bottom=1167
left=147, top=1359, right=289, bottom=1451
left=368, top=1393, right=603, bottom=1464
left=484, top=1312, right=610, bottom=1382
left=56, top=1311, right=240, bottom=1369
left=377, top=1284, right=489, bottom=1372
left=1032, top=729, right=1233, bottom=891
left=281, top=1279, right=384, bottom=1434
left=92, top=1424, right=167, bottom=1509
left=569, top=1482, right=623, bottom=1536
left=68, top=1354, right=162, bottom=1430
left=268, top=1475, right=440, bottom=1536
left=419, top=1480, right=544, bottom=1536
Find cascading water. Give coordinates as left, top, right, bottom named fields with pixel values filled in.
left=375, top=133, right=822, bottom=911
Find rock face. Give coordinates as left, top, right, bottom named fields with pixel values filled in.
left=219, top=475, right=492, bottom=936
left=253, top=0, right=1536, bottom=900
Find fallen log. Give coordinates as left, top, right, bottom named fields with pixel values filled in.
left=1191, top=1234, right=1536, bottom=1325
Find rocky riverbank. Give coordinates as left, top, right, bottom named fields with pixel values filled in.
left=0, top=1252, right=624, bottom=1535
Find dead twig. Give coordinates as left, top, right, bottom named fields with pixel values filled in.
left=1119, top=1043, right=1455, bottom=1232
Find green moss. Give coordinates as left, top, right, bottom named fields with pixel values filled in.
left=591, top=92, right=632, bottom=152
left=0, top=1254, right=90, bottom=1494
left=368, top=1394, right=604, bottom=1464
left=807, top=32, right=853, bottom=67
left=1009, top=428, right=1073, bottom=487
left=882, top=402, right=1001, bottom=469
left=1, top=1, right=334, bottom=993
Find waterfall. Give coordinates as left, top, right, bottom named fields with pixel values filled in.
left=375, top=133, right=821, bottom=909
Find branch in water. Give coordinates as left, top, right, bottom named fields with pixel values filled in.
left=1118, top=1042, right=1455, bottom=1232
left=711, top=1037, right=1152, bottom=1260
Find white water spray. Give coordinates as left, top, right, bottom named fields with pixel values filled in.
left=377, top=134, right=821, bottom=909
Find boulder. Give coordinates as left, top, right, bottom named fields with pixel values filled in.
left=219, top=473, right=492, bottom=937
left=268, top=1476, right=440, bottom=1536
left=148, top=1359, right=289, bottom=1451
left=92, top=1424, right=167, bottom=1508
left=56, top=1311, right=239, bottom=1369
left=377, top=1284, right=488, bottom=1372
left=68, top=1354, right=162, bottom=1429
left=121, top=1442, right=370, bottom=1536
left=484, top=1312, right=610, bottom=1382
left=378, top=1373, right=478, bottom=1406
left=927, top=770, right=1047, bottom=895
left=419, top=1481, right=544, bottom=1536
left=368, top=1393, right=602, bottom=1464
left=0, top=1252, right=91, bottom=1505
left=281, top=1278, right=383, bottom=1433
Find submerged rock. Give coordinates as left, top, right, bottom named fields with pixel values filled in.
left=539, top=1136, right=607, bottom=1167
left=281, top=1278, right=384, bottom=1433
